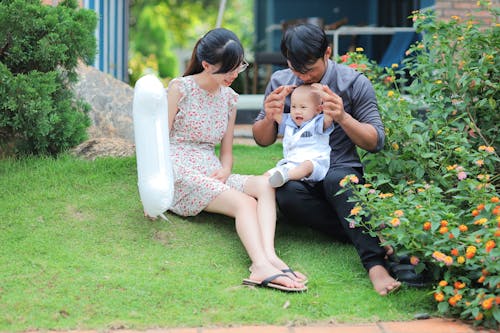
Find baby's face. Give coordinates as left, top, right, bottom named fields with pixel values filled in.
left=290, top=89, right=320, bottom=126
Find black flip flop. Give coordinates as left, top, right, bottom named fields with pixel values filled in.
left=242, top=273, right=308, bottom=292
left=282, top=268, right=309, bottom=284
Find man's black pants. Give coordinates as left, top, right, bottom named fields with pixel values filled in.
left=276, top=166, right=386, bottom=271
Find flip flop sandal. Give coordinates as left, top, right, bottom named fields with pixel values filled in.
left=282, top=268, right=309, bottom=284
left=242, top=273, right=308, bottom=292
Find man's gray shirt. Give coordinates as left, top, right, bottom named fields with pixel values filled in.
left=255, top=59, right=385, bottom=168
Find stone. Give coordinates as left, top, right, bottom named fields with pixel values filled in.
left=70, top=137, right=135, bottom=160
left=73, top=62, right=135, bottom=143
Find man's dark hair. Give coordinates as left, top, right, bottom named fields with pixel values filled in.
left=280, top=23, right=329, bottom=74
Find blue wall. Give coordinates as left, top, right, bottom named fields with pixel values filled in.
left=83, top=0, right=129, bottom=82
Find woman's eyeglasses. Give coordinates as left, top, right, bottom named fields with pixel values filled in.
left=209, top=60, right=249, bottom=75
left=236, top=60, right=249, bottom=73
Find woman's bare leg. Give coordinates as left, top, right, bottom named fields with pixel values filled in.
left=205, top=188, right=304, bottom=289
left=243, top=175, right=307, bottom=282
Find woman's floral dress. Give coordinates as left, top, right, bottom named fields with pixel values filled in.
left=168, top=76, right=249, bottom=216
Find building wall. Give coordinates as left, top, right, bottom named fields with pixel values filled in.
left=435, top=0, right=498, bottom=23
left=41, top=0, right=129, bottom=82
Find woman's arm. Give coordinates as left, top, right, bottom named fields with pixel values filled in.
left=211, top=106, right=237, bottom=183
left=167, top=81, right=182, bottom=131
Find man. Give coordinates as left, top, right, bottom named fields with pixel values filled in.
left=252, top=23, right=401, bottom=295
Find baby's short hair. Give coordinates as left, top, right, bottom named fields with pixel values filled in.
left=292, top=84, right=322, bottom=106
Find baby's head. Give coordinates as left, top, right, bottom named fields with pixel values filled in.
left=290, top=84, right=322, bottom=126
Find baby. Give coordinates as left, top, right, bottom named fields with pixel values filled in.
left=266, top=84, right=334, bottom=187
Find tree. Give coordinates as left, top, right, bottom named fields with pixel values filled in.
left=0, top=0, right=97, bottom=156
left=128, top=0, right=254, bottom=88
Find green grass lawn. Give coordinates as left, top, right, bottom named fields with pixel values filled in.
left=0, top=145, right=434, bottom=331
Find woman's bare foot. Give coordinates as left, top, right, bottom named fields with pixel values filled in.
left=248, top=263, right=306, bottom=290
left=257, top=257, right=308, bottom=283
left=368, top=265, right=401, bottom=296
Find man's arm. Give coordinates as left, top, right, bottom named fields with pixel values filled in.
left=312, top=83, right=382, bottom=152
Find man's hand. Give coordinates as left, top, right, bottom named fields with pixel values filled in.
left=311, top=83, right=379, bottom=151
left=312, top=83, right=346, bottom=124
left=263, top=85, right=295, bottom=124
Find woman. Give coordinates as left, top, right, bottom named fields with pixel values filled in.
left=166, top=28, right=307, bottom=292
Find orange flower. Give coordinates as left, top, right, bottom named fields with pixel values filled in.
left=491, top=197, right=500, bottom=203
left=448, top=294, right=462, bottom=307
left=350, top=206, right=362, bottom=216
left=439, top=226, right=449, bottom=234
left=451, top=248, right=459, bottom=256
left=493, top=206, right=500, bottom=215
left=476, top=203, right=485, bottom=211
left=482, top=298, right=494, bottom=310
left=475, top=312, right=483, bottom=321
left=438, top=280, right=448, bottom=287
left=466, top=246, right=477, bottom=254
left=478, top=275, right=485, bottom=283
left=494, top=229, right=500, bottom=237
left=454, top=281, right=466, bottom=289
left=440, top=220, right=448, bottom=227
left=448, top=296, right=458, bottom=306
left=448, top=233, right=454, bottom=239
left=485, top=240, right=496, bottom=252
left=432, top=251, right=446, bottom=261
left=391, top=218, right=401, bottom=227
left=466, top=246, right=476, bottom=259
left=410, top=256, right=419, bottom=265
left=474, top=218, right=488, bottom=225
left=444, top=256, right=453, bottom=266
left=349, top=175, right=359, bottom=184
left=394, top=210, right=404, bottom=217
left=423, top=221, right=432, bottom=231
left=472, top=209, right=479, bottom=217
left=434, top=292, right=445, bottom=302
left=458, top=224, right=468, bottom=232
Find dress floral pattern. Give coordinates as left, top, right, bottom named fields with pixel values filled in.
left=168, top=76, right=249, bottom=216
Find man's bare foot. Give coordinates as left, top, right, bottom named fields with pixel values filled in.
left=369, top=265, right=401, bottom=296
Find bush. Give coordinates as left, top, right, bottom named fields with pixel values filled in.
left=336, top=3, right=499, bottom=328
left=0, top=0, right=97, bottom=156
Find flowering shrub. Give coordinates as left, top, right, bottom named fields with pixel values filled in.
left=336, top=2, right=499, bottom=328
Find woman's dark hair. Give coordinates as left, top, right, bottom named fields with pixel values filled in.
left=184, top=28, right=244, bottom=76
left=280, top=23, right=329, bottom=74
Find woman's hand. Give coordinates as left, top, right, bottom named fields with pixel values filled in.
left=210, top=167, right=231, bottom=183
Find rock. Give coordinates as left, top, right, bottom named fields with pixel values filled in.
left=73, top=63, right=135, bottom=143
left=71, top=137, right=135, bottom=160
